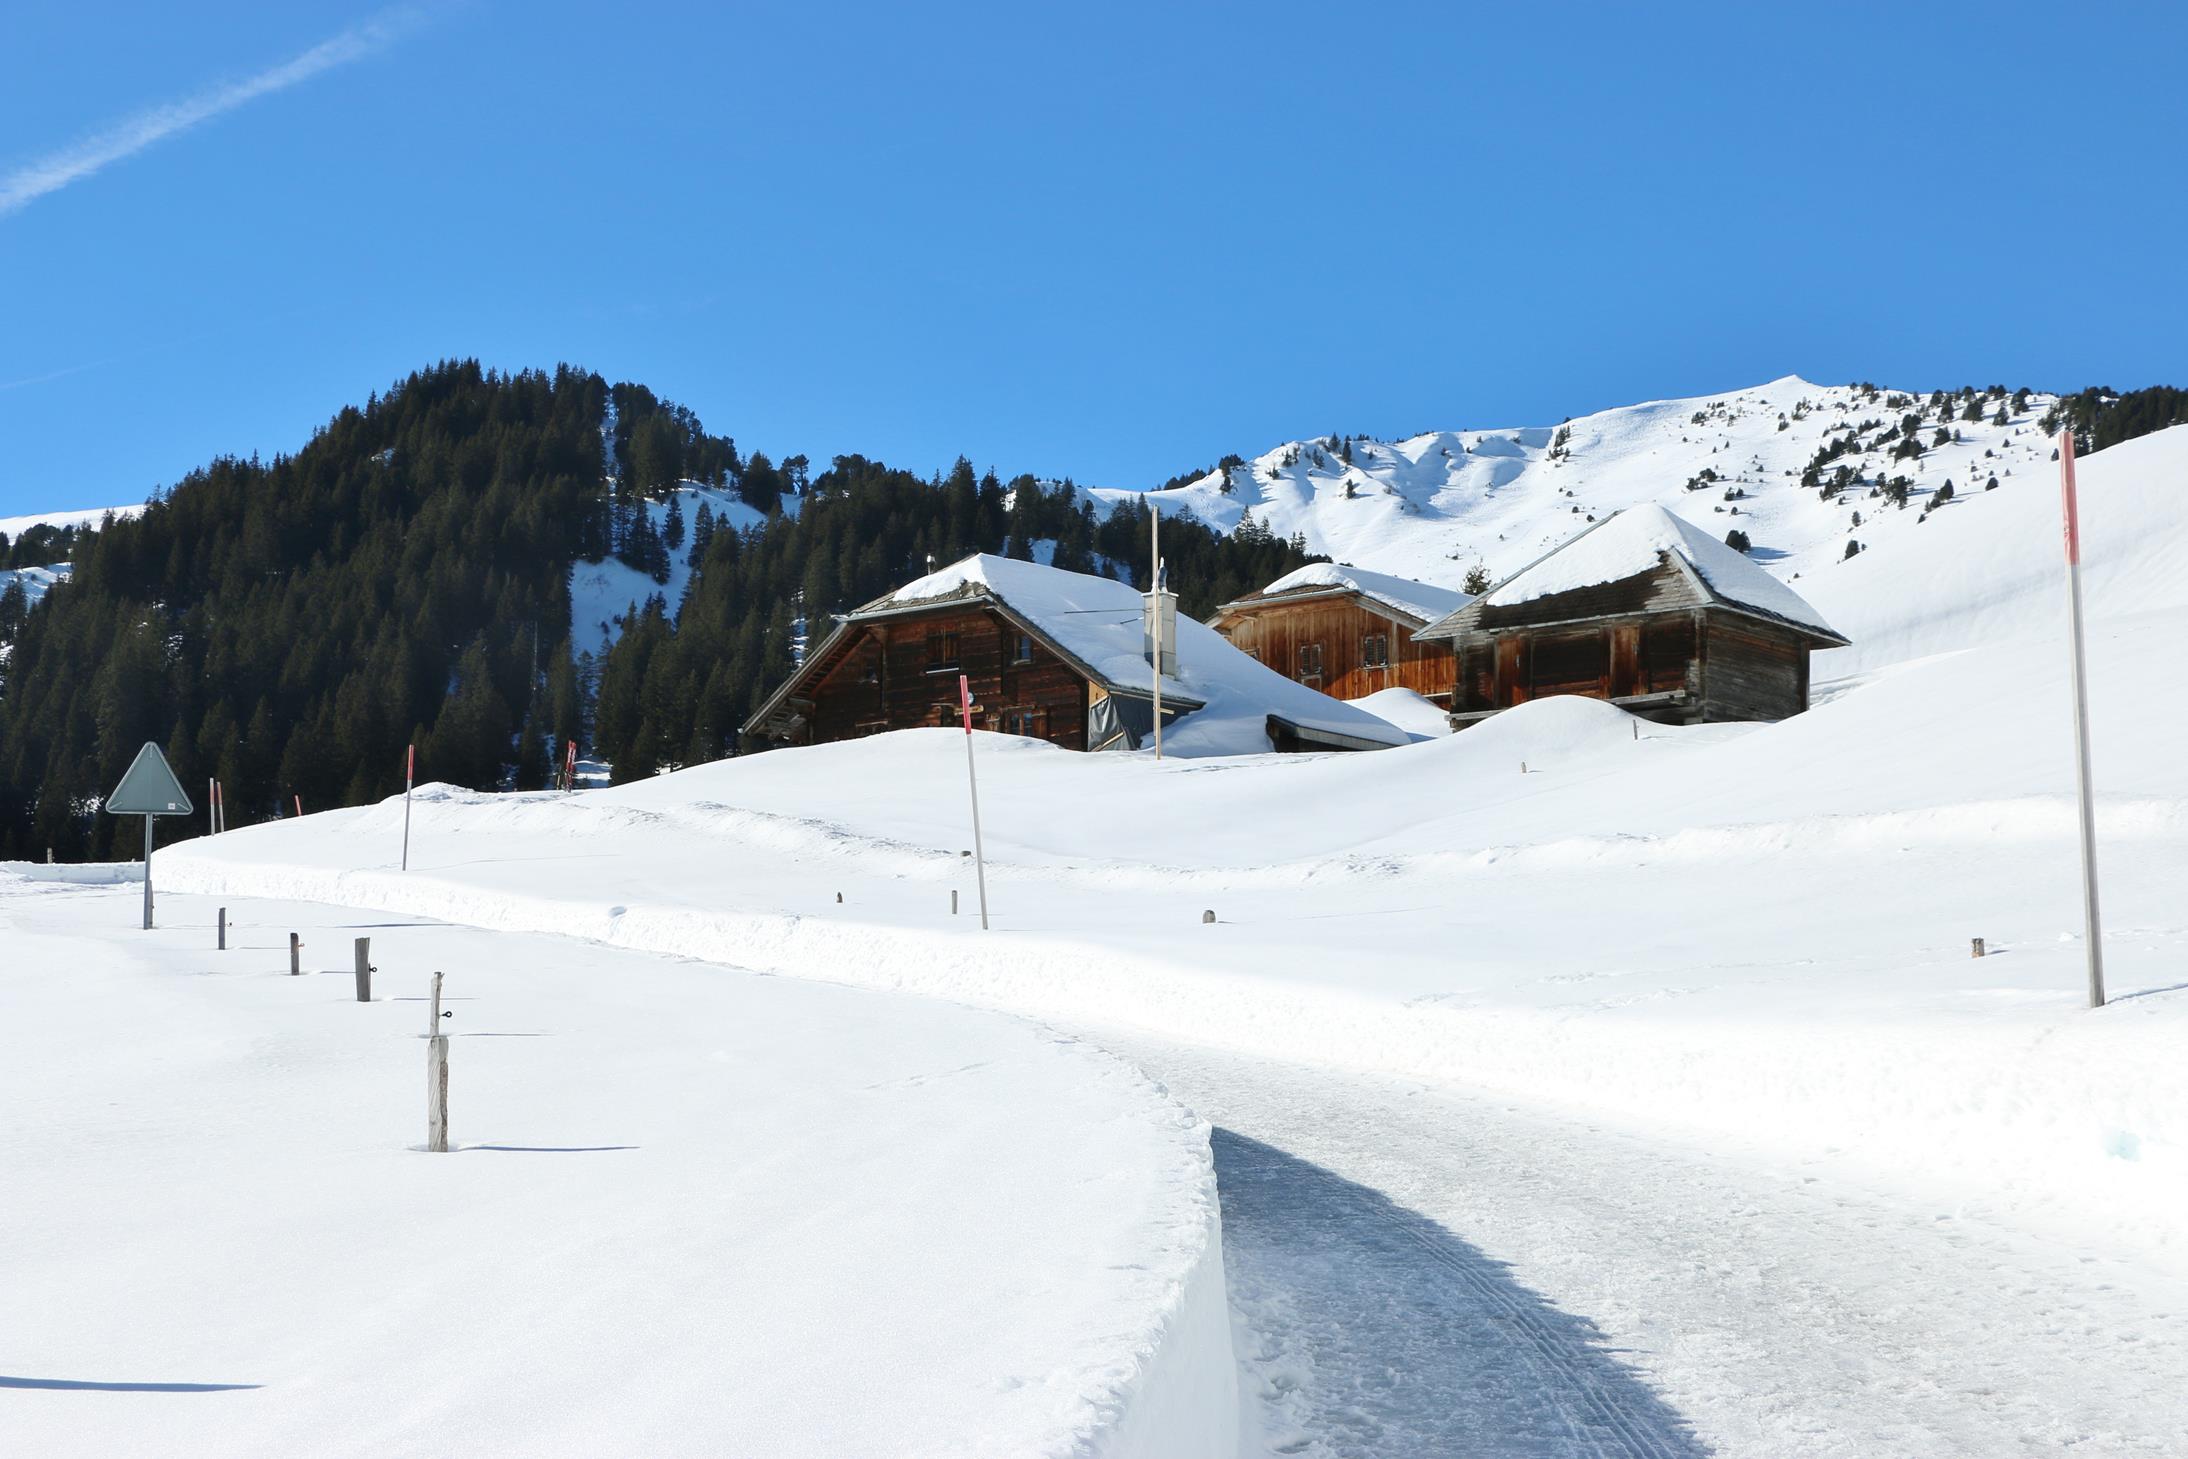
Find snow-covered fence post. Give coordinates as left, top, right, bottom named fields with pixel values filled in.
left=425, top=971, right=450, bottom=1152
left=958, top=673, right=990, bottom=931
left=354, top=937, right=372, bottom=1002
left=2056, top=430, right=2106, bottom=1009
left=289, top=932, right=301, bottom=976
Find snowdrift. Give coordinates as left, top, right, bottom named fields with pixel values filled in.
left=0, top=870, right=1239, bottom=1457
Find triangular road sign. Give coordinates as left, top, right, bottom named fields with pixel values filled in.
left=107, top=741, right=194, bottom=816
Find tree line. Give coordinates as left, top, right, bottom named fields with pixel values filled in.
left=0, top=359, right=1313, bottom=856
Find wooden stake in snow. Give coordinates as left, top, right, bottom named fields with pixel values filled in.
left=1151, top=503, right=1164, bottom=761
left=290, top=932, right=301, bottom=976
left=425, top=971, right=450, bottom=1153
left=1971, top=937, right=1986, bottom=959
left=354, top=937, right=372, bottom=1002
left=2057, top=430, right=2106, bottom=1009
left=958, top=673, right=990, bottom=931
left=951, top=889, right=959, bottom=916
left=218, top=907, right=226, bottom=951
left=401, top=744, right=415, bottom=871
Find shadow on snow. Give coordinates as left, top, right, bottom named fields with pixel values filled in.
left=1213, top=1129, right=1708, bottom=1459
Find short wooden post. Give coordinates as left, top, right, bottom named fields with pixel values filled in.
left=1202, top=909, right=1216, bottom=924
left=290, top=932, right=301, bottom=976
left=835, top=891, right=843, bottom=903
left=1971, top=937, right=1986, bottom=959
left=426, top=971, right=449, bottom=1152
left=218, top=907, right=227, bottom=951
left=354, top=937, right=372, bottom=1001
left=951, top=889, right=959, bottom=915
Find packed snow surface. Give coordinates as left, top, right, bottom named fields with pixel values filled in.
left=1475, top=501, right=1840, bottom=636
left=0, top=874, right=1234, bottom=1457
left=1246, top=562, right=1471, bottom=626
left=878, top=553, right=1409, bottom=753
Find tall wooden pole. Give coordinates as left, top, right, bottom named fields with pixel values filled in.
left=1151, top=503, right=1163, bottom=760
left=2057, top=430, right=2106, bottom=1008
left=958, top=673, right=990, bottom=931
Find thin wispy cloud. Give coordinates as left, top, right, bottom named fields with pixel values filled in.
left=0, top=8, right=421, bottom=218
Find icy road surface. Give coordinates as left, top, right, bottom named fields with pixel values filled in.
left=1105, top=1036, right=2188, bottom=1459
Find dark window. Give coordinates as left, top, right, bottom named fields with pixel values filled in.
left=1297, top=642, right=1324, bottom=680
left=926, top=629, right=961, bottom=671
left=1012, top=633, right=1035, bottom=664
left=1362, top=632, right=1390, bottom=667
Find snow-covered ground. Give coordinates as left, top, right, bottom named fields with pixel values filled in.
left=1089, top=376, right=2064, bottom=598
left=153, top=423, right=2188, bottom=1453
left=0, top=873, right=1235, bottom=1457
left=567, top=482, right=773, bottom=654
left=0, top=503, right=136, bottom=540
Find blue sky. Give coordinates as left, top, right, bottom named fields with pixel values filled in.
left=3, top=1, right=2183, bottom=517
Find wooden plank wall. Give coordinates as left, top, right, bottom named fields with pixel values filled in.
left=1218, top=596, right=1456, bottom=702
left=803, top=607, right=1091, bottom=749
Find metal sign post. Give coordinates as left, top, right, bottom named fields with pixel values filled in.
left=402, top=743, right=415, bottom=871
left=958, top=673, right=990, bottom=931
left=2057, top=430, right=2106, bottom=1008
left=105, top=742, right=194, bottom=930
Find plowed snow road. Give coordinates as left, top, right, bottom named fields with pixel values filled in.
left=1099, top=1037, right=2188, bottom=1459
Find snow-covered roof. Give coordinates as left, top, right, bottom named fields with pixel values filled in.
left=803, top=553, right=1411, bottom=755
left=1223, top=562, right=1473, bottom=627
left=1424, top=505, right=1844, bottom=642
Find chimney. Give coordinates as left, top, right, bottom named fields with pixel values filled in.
left=1143, top=564, right=1178, bottom=678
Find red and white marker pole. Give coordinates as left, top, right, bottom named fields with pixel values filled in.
left=402, top=743, right=416, bottom=872
left=563, top=739, right=579, bottom=794
left=2057, top=430, right=2105, bottom=1008
left=959, top=673, right=990, bottom=930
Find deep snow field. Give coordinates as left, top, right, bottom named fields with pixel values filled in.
left=8, top=422, right=2187, bottom=1455
left=0, top=879, right=1234, bottom=1457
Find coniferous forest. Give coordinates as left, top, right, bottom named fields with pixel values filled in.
left=0, top=361, right=1313, bottom=859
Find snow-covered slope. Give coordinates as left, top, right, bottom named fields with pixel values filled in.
left=0, top=503, right=137, bottom=540
left=1092, top=376, right=2066, bottom=626
left=567, top=481, right=772, bottom=653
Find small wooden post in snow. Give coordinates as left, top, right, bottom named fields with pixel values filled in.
left=426, top=971, right=450, bottom=1153
left=1971, top=937, right=1986, bottom=959
left=289, top=932, right=301, bottom=976
left=218, top=907, right=226, bottom=951
left=354, top=937, right=372, bottom=1002
left=958, top=673, right=990, bottom=931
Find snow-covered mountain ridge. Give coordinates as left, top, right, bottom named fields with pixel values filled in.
left=1088, top=375, right=2067, bottom=616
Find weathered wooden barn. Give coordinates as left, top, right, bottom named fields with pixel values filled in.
left=742, top=553, right=1413, bottom=755
left=1413, top=505, right=1849, bottom=727
left=1208, top=563, right=1472, bottom=705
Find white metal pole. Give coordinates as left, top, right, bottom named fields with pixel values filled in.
left=1151, top=503, right=1163, bottom=760
left=402, top=743, right=415, bottom=871
left=958, top=673, right=990, bottom=930
left=2057, top=429, right=2106, bottom=1009
left=208, top=778, right=217, bottom=838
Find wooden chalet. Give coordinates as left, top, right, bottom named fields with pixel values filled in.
left=741, top=553, right=1412, bottom=755
left=1208, top=563, right=1472, bottom=705
left=1413, top=505, right=1849, bottom=727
